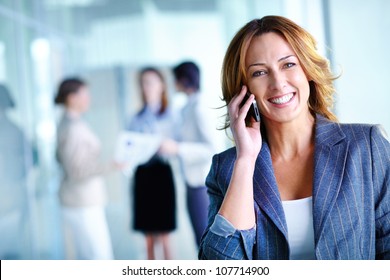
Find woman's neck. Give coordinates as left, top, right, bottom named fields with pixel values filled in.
left=265, top=112, right=315, bottom=161
left=66, top=107, right=82, bottom=118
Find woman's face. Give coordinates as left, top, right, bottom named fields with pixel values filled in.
left=68, top=85, right=90, bottom=113
left=141, top=71, right=164, bottom=106
left=245, top=32, right=311, bottom=124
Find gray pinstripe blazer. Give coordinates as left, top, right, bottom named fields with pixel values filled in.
left=199, top=115, right=390, bottom=259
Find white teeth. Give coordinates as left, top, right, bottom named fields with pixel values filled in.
left=269, top=93, right=294, bottom=105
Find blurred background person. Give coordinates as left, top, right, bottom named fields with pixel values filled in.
left=54, top=77, right=121, bottom=260
left=0, top=84, right=33, bottom=259
left=159, top=61, right=217, bottom=248
left=127, top=67, right=176, bottom=260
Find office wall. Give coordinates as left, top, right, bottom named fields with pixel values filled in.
left=329, top=0, right=390, bottom=133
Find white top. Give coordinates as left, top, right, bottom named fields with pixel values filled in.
left=176, top=93, right=217, bottom=187
left=282, top=196, right=315, bottom=260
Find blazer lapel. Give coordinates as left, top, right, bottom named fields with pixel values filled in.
left=253, top=141, right=288, bottom=239
left=251, top=115, right=349, bottom=248
left=312, top=115, right=349, bottom=244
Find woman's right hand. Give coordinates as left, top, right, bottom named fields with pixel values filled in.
left=228, top=86, right=262, bottom=160
left=112, top=161, right=127, bottom=171
left=218, top=85, right=260, bottom=230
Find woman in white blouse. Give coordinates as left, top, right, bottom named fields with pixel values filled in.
left=54, top=78, right=120, bottom=260
left=159, top=62, right=217, bottom=248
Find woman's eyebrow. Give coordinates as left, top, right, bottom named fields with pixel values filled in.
left=278, top=54, right=295, bottom=61
left=247, top=55, right=296, bottom=70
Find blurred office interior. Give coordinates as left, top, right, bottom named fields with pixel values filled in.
left=0, top=0, right=389, bottom=259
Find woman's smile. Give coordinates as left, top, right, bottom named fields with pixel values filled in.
left=268, top=92, right=295, bottom=106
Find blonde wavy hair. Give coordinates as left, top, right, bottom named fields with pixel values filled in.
left=221, top=15, right=338, bottom=130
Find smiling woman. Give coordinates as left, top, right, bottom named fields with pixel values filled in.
left=245, top=33, right=312, bottom=124
left=199, top=15, right=390, bottom=260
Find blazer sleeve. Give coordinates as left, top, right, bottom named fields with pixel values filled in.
left=199, top=154, right=256, bottom=260
left=371, top=125, right=390, bottom=259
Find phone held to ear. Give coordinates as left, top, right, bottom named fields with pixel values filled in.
left=240, top=91, right=261, bottom=122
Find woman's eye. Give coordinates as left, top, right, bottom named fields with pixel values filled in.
left=284, top=62, right=296, bottom=69
left=252, top=70, right=266, bottom=77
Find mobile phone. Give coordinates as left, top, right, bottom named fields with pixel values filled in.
left=240, top=91, right=261, bottom=122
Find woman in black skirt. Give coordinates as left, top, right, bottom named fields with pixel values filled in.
left=127, top=67, right=176, bottom=259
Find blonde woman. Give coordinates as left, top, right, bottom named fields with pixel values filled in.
left=128, top=67, right=176, bottom=260
left=199, top=16, right=389, bottom=260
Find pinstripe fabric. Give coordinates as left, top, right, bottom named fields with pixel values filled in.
left=199, top=115, right=390, bottom=260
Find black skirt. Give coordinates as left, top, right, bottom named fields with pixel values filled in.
left=132, top=157, right=176, bottom=232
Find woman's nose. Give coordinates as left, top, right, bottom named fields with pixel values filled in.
left=269, top=71, right=285, bottom=91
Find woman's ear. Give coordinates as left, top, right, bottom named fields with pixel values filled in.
left=65, top=92, right=77, bottom=107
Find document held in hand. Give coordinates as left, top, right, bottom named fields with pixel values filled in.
left=114, top=131, right=162, bottom=176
